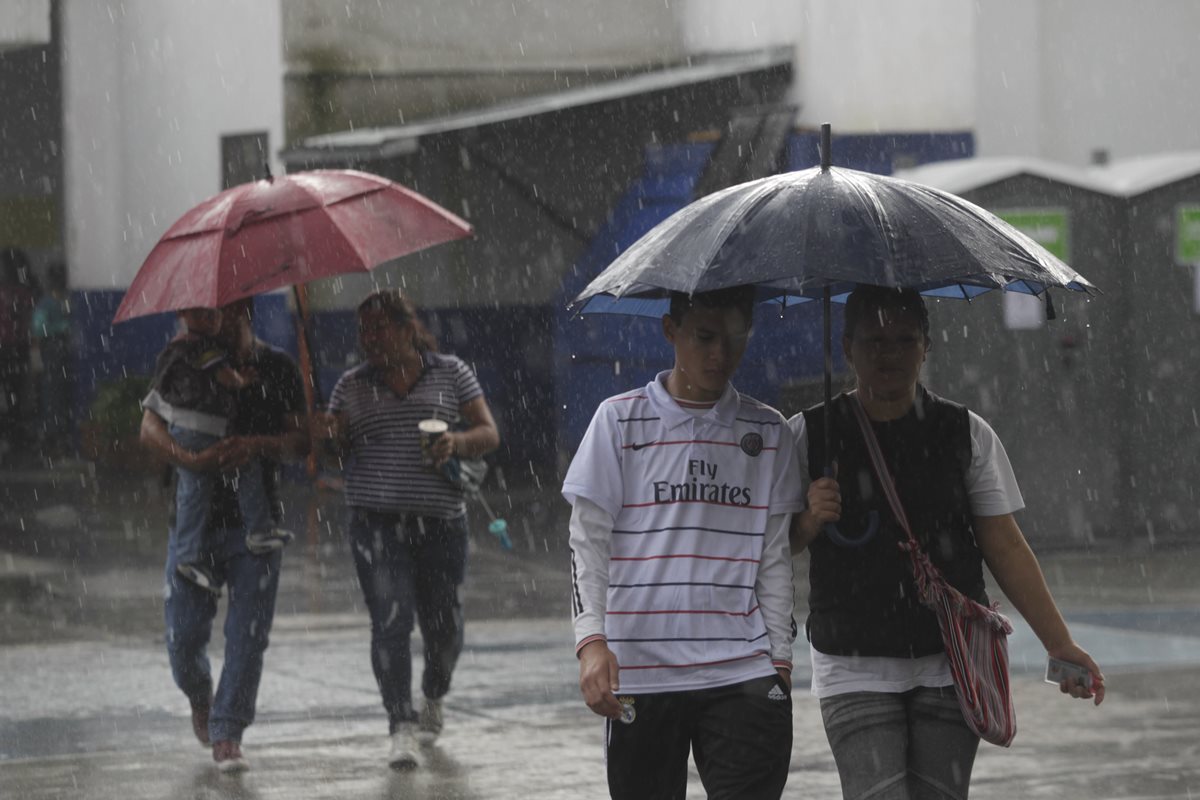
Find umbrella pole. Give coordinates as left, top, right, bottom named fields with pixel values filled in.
left=292, top=284, right=324, bottom=568
left=291, top=283, right=321, bottom=481
left=823, top=286, right=833, bottom=473
left=820, top=122, right=834, bottom=472
left=816, top=121, right=880, bottom=548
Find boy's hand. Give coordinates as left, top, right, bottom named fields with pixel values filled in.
left=578, top=640, right=623, bottom=719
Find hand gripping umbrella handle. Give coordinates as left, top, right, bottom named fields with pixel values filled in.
left=820, top=277, right=881, bottom=548
left=821, top=465, right=881, bottom=548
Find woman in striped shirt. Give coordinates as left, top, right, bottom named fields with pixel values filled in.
left=316, top=289, right=499, bottom=769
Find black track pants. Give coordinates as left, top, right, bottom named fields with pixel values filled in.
left=605, top=673, right=793, bottom=800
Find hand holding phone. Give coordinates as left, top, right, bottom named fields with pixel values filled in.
left=1045, top=656, right=1093, bottom=690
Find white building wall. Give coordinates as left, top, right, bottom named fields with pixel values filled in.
left=973, top=0, right=1042, bottom=157
left=0, top=0, right=50, bottom=46
left=976, top=0, right=1200, bottom=164
left=794, top=0, right=975, bottom=132
left=62, top=1, right=284, bottom=291
left=681, top=0, right=974, bottom=132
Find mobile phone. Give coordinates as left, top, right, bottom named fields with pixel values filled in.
left=1045, top=657, right=1093, bottom=689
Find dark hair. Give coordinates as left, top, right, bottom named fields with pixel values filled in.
left=357, top=288, right=438, bottom=352
left=44, top=261, right=68, bottom=292
left=843, top=285, right=930, bottom=342
left=667, top=285, right=757, bottom=326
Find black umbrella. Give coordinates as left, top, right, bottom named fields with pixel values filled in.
left=572, top=123, right=1097, bottom=544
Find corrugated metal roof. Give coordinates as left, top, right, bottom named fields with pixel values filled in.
left=895, top=156, right=1116, bottom=196
left=282, top=46, right=793, bottom=165
left=1089, top=152, right=1200, bottom=196
left=898, top=153, right=1200, bottom=198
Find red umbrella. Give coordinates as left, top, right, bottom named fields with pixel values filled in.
left=112, top=169, right=473, bottom=323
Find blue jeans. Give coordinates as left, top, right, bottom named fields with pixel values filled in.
left=820, top=687, right=979, bottom=800
left=164, top=524, right=282, bottom=743
left=170, top=423, right=271, bottom=565
left=347, top=508, right=469, bottom=733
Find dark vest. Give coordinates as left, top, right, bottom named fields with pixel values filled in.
left=803, top=386, right=986, bottom=658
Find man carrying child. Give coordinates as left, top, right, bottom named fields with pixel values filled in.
left=140, top=298, right=308, bottom=771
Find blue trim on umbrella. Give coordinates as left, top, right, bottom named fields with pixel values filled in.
left=580, top=279, right=1073, bottom=318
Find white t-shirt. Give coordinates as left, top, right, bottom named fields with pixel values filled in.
left=786, top=407, right=1024, bottom=698
left=564, top=371, right=804, bottom=694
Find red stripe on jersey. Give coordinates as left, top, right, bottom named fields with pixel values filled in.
left=608, top=605, right=761, bottom=617
left=605, top=394, right=647, bottom=403
left=611, top=554, right=760, bottom=564
left=621, top=438, right=778, bottom=450
left=622, top=499, right=769, bottom=510
left=621, top=650, right=769, bottom=670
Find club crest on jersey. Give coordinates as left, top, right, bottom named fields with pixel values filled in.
left=740, top=432, right=764, bottom=457
left=617, top=697, right=636, bottom=724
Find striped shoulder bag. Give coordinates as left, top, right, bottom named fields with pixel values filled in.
left=849, top=395, right=1017, bottom=747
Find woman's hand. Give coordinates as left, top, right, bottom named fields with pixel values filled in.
left=790, top=475, right=841, bottom=551
left=431, top=432, right=456, bottom=468
left=806, top=476, right=842, bottom=524
left=310, top=411, right=342, bottom=442
left=1048, top=642, right=1106, bottom=705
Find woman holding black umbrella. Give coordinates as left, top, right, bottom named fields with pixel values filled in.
left=789, top=285, right=1104, bottom=800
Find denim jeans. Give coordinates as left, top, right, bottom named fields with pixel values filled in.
left=820, top=687, right=980, bottom=800
left=164, top=524, right=282, bottom=744
left=170, top=423, right=271, bottom=565
left=347, top=508, right=469, bottom=733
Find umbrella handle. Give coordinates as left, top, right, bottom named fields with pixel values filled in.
left=823, top=513, right=880, bottom=548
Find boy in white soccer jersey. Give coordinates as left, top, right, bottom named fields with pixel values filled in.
left=563, top=285, right=803, bottom=800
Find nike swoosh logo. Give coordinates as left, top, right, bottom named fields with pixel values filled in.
left=629, top=441, right=656, bottom=451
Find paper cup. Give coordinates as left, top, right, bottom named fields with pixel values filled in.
left=418, top=419, right=449, bottom=467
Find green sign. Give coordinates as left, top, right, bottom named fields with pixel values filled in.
left=997, top=208, right=1070, bottom=261
left=0, top=195, right=59, bottom=248
left=1176, top=206, right=1200, bottom=265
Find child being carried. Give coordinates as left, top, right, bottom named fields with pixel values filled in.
left=143, top=307, right=294, bottom=592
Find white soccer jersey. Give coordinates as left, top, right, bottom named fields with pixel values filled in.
left=563, top=372, right=804, bottom=694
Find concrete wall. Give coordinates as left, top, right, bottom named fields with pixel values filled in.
left=284, top=0, right=686, bottom=73
left=61, top=0, right=284, bottom=291
left=0, top=0, right=50, bottom=47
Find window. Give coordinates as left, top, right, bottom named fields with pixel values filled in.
left=221, top=132, right=270, bottom=189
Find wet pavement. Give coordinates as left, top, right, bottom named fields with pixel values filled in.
left=2, top=458, right=1200, bottom=798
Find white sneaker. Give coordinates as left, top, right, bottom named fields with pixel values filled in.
left=388, top=725, right=421, bottom=769
left=416, top=698, right=443, bottom=744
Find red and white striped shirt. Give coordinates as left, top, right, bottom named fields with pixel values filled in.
left=564, top=372, right=803, bottom=693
